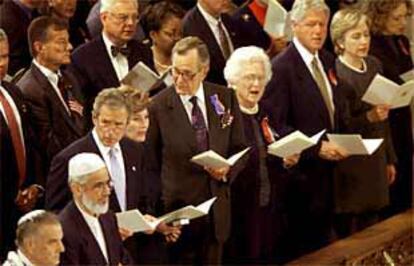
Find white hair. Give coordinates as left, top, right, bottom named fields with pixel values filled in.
left=224, top=46, right=272, bottom=86
left=290, top=0, right=330, bottom=23
left=100, top=0, right=138, bottom=13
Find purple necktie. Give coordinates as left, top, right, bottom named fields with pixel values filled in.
left=190, top=96, right=208, bottom=152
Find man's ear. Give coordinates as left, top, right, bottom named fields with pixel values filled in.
left=69, top=182, right=82, bottom=198
left=33, top=41, right=43, bottom=56
left=200, top=64, right=210, bottom=79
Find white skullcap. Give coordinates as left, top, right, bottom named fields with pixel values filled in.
left=68, top=153, right=106, bottom=181
left=17, top=210, right=47, bottom=226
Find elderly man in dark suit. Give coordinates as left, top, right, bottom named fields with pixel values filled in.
left=0, top=29, right=43, bottom=261
left=59, top=152, right=131, bottom=265
left=0, top=0, right=42, bottom=76
left=70, top=0, right=154, bottom=129
left=182, top=0, right=247, bottom=85
left=45, top=87, right=179, bottom=263
left=262, top=0, right=348, bottom=259
left=146, top=36, right=247, bottom=264
left=17, top=16, right=84, bottom=176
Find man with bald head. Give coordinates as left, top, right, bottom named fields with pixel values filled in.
left=3, top=210, right=64, bottom=266
left=59, top=152, right=131, bottom=265
left=70, top=0, right=154, bottom=128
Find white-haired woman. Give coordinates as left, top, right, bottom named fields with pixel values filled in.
left=330, top=8, right=397, bottom=238
left=223, top=46, right=297, bottom=264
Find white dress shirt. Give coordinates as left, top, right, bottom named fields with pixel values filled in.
left=92, top=129, right=127, bottom=211
left=179, top=83, right=209, bottom=129
left=32, top=59, right=70, bottom=113
left=0, top=84, right=26, bottom=153
left=197, top=3, right=234, bottom=55
left=75, top=201, right=109, bottom=262
left=293, top=37, right=335, bottom=112
left=102, top=33, right=129, bottom=81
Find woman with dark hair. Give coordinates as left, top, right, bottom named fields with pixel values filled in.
left=140, top=1, right=185, bottom=75
left=363, top=0, right=413, bottom=215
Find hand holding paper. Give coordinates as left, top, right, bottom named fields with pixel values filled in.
left=191, top=147, right=250, bottom=168
left=327, top=134, right=383, bottom=155
left=121, top=61, right=173, bottom=91
left=267, top=129, right=326, bottom=158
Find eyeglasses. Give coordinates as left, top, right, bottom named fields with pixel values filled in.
left=171, top=67, right=200, bottom=81
left=108, top=12, right=139, bottom=24
left=240, top=74, right=265, bottom=85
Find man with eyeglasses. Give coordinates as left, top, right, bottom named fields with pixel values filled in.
left=146, top=36, right=247, bottom=264
left=58, top=152, right=131, bottom=265
left=46, top=87, right=180, bottom=263
left=17, top=16, right=85, bottom=178
left=3, top=210, right=64, bottom=266
left=70, top=0, right=154, bottom=130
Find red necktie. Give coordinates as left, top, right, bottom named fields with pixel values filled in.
left=0, top=88, right=26, bottom=187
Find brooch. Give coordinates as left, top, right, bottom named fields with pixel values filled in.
left=328, top=68, right=338, bottom=87
left=210, top=94, right=233, bottom=128
left=260, top=117, right=279, bottom=144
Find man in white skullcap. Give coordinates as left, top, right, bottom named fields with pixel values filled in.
left=3, top=210, right=64, bottom=266
left=58, top=152, right=132, bottom=265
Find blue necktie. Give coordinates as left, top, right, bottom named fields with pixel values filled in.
left=109, top=148, right=126, bottom=211
left=190, top=96, right=208, bottom=152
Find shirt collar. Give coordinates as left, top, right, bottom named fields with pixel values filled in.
left=197, top=3, right=220, bottom=27
left=338, top=55, right=367, bottom=73
left=32, top=59, right=60, bottom=85
left=92, top=128, right=121, bottom=156
left=293, top=37, right=320, bottom=67
left=102, top=33, right=127, bottom=58
left=180, top=83, right=206, bottom=104
left=17, top=249, right=34, bottom=266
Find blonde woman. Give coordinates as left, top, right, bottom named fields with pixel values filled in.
left=330, top=9, right=397, bottom=237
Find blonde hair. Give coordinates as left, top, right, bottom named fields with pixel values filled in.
left=118, top=85, right=150, bottom=114
left=330, top=9, right=371, bottom=55
left=360, top=0, right=412, bottom=35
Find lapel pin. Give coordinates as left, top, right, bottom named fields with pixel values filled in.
left=132, top=166, right=136, bottom=171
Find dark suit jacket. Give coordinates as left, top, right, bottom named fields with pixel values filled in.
left=146, top=82, right=247, bottom=242
left=262, top=43, right=342, bottom=214
left=59, top=201, right=131, bottom=265
left=70, top=35, right=154, bottom=128
left=0, top=0, right=36, bottom=75
left=0, top=81, right=41, bottom=260
left=17, top=63, right=84, bottom=173
left=45, top=132, right=149, bottom=213
left=182, top=7, right=246, bottom=85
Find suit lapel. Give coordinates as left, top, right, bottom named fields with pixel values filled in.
left=204, top=84, right=223, bottom=152
left=119, top=139, right=139, bottom=210
left=70, top=202, right=108, bottom=264
left=96, top=37, right=120, bottom=84
left=31, top=65, right=82, bottom=135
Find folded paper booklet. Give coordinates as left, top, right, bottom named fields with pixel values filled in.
left=190, top=147, right=250, bottom=168
left=362, top=74, right=414, bottom=109
left=400, top=69, right=414, bottom=82
left=327, top=134, right=383, bottom=155
left=264, top=0, right=292, bottom=39
left=267, top=129, right=326, bottom=158
left=116, top=197, right=217, bottom=233
left=121, top=61, right=173, bottom=92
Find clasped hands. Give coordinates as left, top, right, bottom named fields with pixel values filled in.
left=15, top=184, right=44, bottom=213
left=204, top=166, right=230, bottom=182
left=319, top=140, right=348, bottom=161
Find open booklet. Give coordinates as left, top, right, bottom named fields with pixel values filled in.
left=264, top=0, right=292, bottom=39
left=327, top=134, right=383, bottom=155
left=116, top=197, right=217, bottom=233
left=267, top=129, right=326, bottom=158
left=362, top=74, right=414, bottom=109
left=121, top=61, right=173, bottom=92
left=400, top=69, right=414, bottom=82
left=190, top=147, right=251, bottom=168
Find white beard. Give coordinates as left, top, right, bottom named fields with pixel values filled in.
left=81, top=194, right=109, bottom=215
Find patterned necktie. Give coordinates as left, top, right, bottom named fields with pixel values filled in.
left=108, top=148, right=126, bottom=211
left=311, top=57, right=334, bottom=126
left=217, top=20, right=231, bottom=60
left=190, top=96, right=208, bottom=152
left=0, top=88, right=26, bottom=187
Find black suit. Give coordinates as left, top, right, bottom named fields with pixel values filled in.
left=59, top=201, right=131, bottom=265
left=262, top=43, right=343, bottom=258
left=146, top=83, right=247, bottom=264
left=0, top=0, right=37, bottom=75
left=69, top=36, right=154, bottom=128
left=17, top=63, right=84, bottom=174
left=45, top=132, right=159, bottom=263
left=0, top=81, right=41, bottom=260
left=182, top=6, right=246, bottom=85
